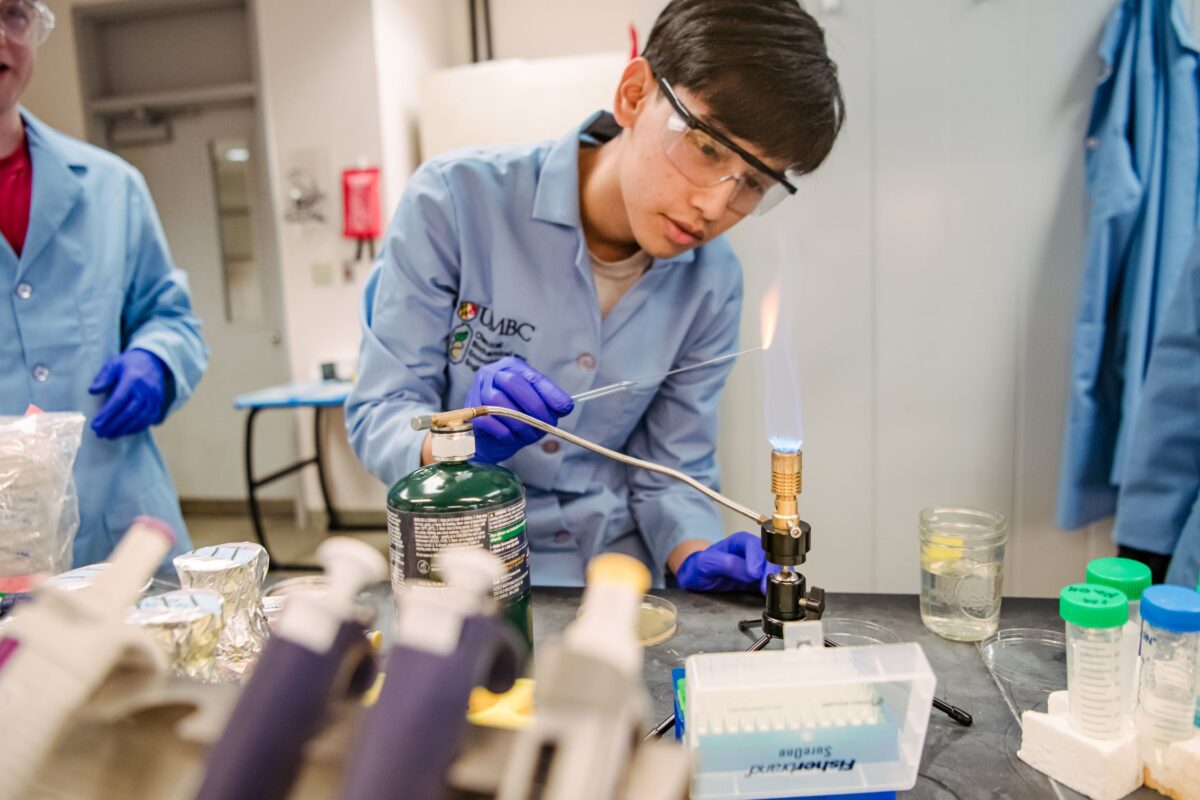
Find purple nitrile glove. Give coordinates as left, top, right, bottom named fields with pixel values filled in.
left=88, top=349, right=170, bottom=440
left=675, top=532, right=783, bottom=595
left=466, top=356, right=574, bottom=464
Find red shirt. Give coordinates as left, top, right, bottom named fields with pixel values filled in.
left=0, top=136, right=32, bottom=257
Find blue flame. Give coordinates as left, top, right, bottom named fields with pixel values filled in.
left=769, top=436, right=803, bottom=454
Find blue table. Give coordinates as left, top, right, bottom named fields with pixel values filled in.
left=234, top=381, right=380, bottom=570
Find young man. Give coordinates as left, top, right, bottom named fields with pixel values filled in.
left=348, top=0, right=843, bottom=588
left=0, top=0, right=208, bottom=569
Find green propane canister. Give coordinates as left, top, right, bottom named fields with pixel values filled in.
left=386, top=422, right=533, bottom=650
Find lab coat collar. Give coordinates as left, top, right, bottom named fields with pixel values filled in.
left=17, top=108, right=84, bottom=276
left=532, top=110, right=696, bottom=269
left=531, top=110, right=602, bottom=229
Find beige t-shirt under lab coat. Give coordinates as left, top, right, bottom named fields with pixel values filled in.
left=589, top=248, right=652, bottom=318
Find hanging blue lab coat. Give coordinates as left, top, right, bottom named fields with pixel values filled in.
left=1113, top=238, right=1200, bottom=587
left=1057, top=0, right=1200, bottom=530
left=0, top=110, right=208, bottom=569
left=346, top=112, right=742, bottom=587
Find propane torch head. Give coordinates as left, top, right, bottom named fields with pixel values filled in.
left=771, top=449, right=802, bottom=534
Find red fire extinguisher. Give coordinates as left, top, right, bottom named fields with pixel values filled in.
left=343, top=166, right=382, bottom=261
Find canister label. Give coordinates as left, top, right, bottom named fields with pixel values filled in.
left=387, top=498, right=529, bottom=606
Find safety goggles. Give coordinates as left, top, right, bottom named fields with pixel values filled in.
left=658, top=77, right=797, bottom=216
left=0, top=0, right=54, bottom=49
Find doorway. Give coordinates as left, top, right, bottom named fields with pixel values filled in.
left=74, top=0, right=296, bottom=504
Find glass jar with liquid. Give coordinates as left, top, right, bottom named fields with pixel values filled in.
left=919, top=506, right=1008, bottom=641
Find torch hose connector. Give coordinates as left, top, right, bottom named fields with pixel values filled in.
left=411, top=407, right=487, bottom=431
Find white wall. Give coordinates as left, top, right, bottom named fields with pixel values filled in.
left=454, top=0, right=637, bottom=60
left=253, top=0, right=384, bottom=386
left=418, top=53, right=628, bottom=159
left=371, top=0, right=460, bottom=215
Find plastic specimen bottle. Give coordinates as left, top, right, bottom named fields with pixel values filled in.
left=1085, top=557, right=1152, bottom=717
left=1060, top=583, right=1129, bottom=739
left=1136, top=585, right=1200, bottom=765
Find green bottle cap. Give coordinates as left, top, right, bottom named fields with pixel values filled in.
left=1086, top=557, right=1152, bottom=602
left=1060, top=583, right=1128, bottom=628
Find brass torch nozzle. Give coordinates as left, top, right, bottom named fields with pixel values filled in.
left=771, top=450, right=803, bottom=533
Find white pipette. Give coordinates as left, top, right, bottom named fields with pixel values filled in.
left=571, top=346, right=762, bottom=405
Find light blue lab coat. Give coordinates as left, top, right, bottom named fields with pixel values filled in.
left=1113, top=238, right=1200, bottom=587
left=346, top=112, right=742, bottom=587
left=0, top=110, right=208, bottom=569
left=1057, top=0, right=1200, bottom=530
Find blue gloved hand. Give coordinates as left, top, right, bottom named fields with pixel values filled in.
left=675, top=532, right=782, bottom=595
left=467, top=356, right=574, bottom=463
left=88, top=349, right=170, bottom=440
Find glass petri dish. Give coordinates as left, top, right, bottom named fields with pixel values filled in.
left=978, top=627, right=1066, bottom=693
left=822, top=617, right=904, bottom=647
left=265, top=575, right=328, bottom=597
left=263, top=576, right=329, bottom=626
left=638, top=594, right=678, bottom=647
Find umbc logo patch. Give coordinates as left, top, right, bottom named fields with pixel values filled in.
left=449, top=300, right=537, bottom=369
left=454, top=300, right=537, bottom=343
left=448, top=324, right=472, bottom=363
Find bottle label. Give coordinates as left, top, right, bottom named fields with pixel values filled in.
left=388, top=498, right=530, bottom=606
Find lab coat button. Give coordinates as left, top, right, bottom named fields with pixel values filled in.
left=576, top=352, right=596, bottom=370
left=541, top=439, right=560, bottom=454
left=31, top=364, right=49, bottom=382
left=1085, top=136, right=1100, bottom=151
left=14, top=283, right=31, bottom=300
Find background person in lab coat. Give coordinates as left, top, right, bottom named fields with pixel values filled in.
left=0, top=0, right=208, bottom=569
left=1112, top=237, right=1200, bottom=588
left=348, top=0, right=843, bottom=588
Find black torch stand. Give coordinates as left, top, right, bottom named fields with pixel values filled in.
left=737, top=519, right=826, bottom=648
left=645, top=521, right=971, bottom=740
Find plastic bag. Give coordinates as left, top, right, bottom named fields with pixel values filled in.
left=0, top=411, right=86, bottom=590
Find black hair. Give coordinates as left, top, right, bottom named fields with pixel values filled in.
left=642, top=0, right=845, bottom=176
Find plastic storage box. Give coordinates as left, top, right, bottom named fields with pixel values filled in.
left=685, top=642, right=936, bottom=799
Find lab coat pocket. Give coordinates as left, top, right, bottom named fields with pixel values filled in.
left=78, top=288, right=126, bottom=358
left=29, top=294, right=86, bottom=355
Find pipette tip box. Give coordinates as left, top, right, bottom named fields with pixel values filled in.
left=683, top=643, right=934, bottom=799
